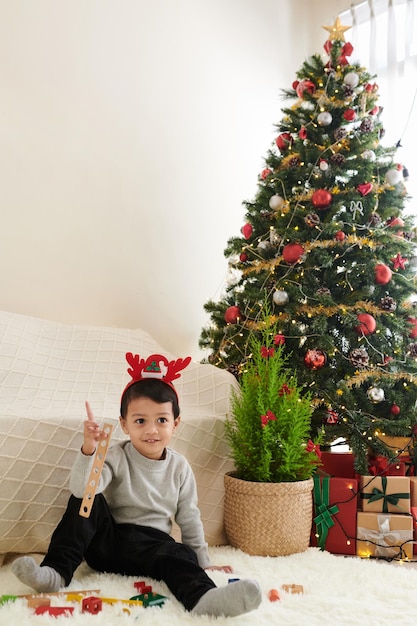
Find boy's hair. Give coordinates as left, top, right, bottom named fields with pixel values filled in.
left=120, top=378, right=180, bottom=419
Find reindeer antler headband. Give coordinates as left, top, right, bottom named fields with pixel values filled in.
left=121, top=352, right=192, bottom=402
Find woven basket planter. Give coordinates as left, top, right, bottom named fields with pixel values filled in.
left=224, top=472, right=313, bottom=557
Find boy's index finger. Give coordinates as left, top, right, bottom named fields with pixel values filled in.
left=85, top=401, right=96, bottom=422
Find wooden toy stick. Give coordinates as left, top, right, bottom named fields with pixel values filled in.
left=18, top=589, right=101, bottom=599
left=79, top=423, right=114, bottom=518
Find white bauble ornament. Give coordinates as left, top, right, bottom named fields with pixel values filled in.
left=362, top=150, right=376, bottom=161
left=367, top=386, right=385, bottom=403
left=273, top=290, right=289, bottom=306
left=269, top=194, right=285, bottom=210
left=257, top=240, right=270, bottom=251
left=385, top=168, right=402, bottom=186
left=344, top=72, right=359, bottom=88
left=319, top=160, right=329, bottom=171
left=317, top=111, right=332, bottom=126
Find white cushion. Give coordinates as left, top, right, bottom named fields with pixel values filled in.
left=0, top=311, right=236, bottom=553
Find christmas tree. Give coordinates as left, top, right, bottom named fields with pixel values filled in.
left=199, top=19, right=417, bottom=474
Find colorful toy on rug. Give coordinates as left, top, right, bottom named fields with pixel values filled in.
left=130, top=581, right=167, bottom=608
left=268, top=588, right=280, bottom=602
left=0, top=581, right=168, bottom=615
left=281, top=584, right=304, bottom=595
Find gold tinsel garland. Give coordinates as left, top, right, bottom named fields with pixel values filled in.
left=242, top=235, right=377, bottom=276
left=345, top=368, right=417, bottom=389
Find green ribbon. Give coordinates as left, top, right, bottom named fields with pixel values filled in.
left=361, top=476, right=409, bottom=513
left=313, top=476, right=339, bottom=550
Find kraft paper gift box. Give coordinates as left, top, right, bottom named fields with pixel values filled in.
left=360, top=475, right=410, bottom=514
left=357, top=511, right=413, bottom=559
left=311, top=476, right=357, bottom=555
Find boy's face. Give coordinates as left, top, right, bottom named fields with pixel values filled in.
left=119, top=396, right=180, bottom=460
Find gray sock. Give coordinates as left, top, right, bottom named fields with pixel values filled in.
left=11, top=556, right=65, bottom=593
left=191, top=579, right=262, bottom=617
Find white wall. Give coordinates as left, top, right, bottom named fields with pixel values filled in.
left=0, top=0, right=351, bottom=359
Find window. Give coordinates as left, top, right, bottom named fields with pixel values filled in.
left=340, top=0, right=417, bottom=212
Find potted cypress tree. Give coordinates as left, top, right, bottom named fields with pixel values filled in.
left=224, top=312, right=322, bottom=556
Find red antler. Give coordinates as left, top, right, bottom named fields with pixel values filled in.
left=125, top=352, right=146, bottom=380
left=164, top=356, right=192, bottom=383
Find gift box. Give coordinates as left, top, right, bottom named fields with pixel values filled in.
left=411, top=506, right=417, bottom=555
left=320, top=451, right=355, bottom=478
left=360, top=475, right=410, bottom=514
left=357, top=511, right=413, bottom=559
left=376, top=434, right=413, bottom=458
left=367, top=455, right=406, bottom=477
left=410, top=477, right=417, bottom=506
left=311, top=476, right=357, bottom=555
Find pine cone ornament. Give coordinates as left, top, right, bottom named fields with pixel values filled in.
left=289, top=156, right=301, bottom=168
left=360, top=117, right=374, bottom=133
left=330, top=153, right=346, bottom=166
left=408, top=343, right=417, bottom=358
left=380, top=296, right=397, bottom=312
left=227, top=363, right=240, bottom=379
left=334, top=127, right=348, bottom=141
left=316, top=286, right=331, bottom=297
left=349, top=347, right=370, bottom=368
left=368, top=212, right=382, bottom=226
left=343, top=85, right=354, bottom=97
left=305, top=212, right=320, bottom=227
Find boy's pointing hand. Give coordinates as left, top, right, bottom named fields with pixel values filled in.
left=82, top=401, right=107, bottom=456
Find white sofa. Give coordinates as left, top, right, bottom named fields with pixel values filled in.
left=0, top=310, right=236, bottom=555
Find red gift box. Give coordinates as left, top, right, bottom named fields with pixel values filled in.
left=367, top=455, right=406, bottom=476
left=311, top=476, right=358, bottom=555
left=320, top=451, right=355, bottom=478
left=411, top=506, right=417, bottom=555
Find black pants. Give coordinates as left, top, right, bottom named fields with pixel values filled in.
left=41, top=494, right=216, bottom=611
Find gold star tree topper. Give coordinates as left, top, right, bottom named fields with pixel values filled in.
left=322, top=17, right=351, bottom=42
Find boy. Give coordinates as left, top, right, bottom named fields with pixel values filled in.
left=12, top=352, right=262, bottom=618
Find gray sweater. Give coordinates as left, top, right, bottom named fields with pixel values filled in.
left=70, top=440, right=211, bottom=569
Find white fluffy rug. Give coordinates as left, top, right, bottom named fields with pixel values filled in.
left=1, top=546, right=417, bottom=625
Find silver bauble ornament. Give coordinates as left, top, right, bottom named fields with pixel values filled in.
left=385, top=168, right=402, bottom=186
left=317, top=111, right=332, bottom=126
left=273, top=290, right=289, bottom=306
left=269, top=194, right=285, bottom=210
left=367, top=386, right=385, bottom=403
left=362, top=150, right=376, bottom=161
left=343, top=72, right=359, bottom=88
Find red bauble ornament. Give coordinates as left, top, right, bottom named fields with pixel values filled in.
left=239, top=252, right=248, bottom=262
left=408, top=317, right=417, bottom=339
left=282, top=242, right=304, bottom=264
left=390, top=404, right=401, bottom=416
left=343, top=108, right=356, bottom=121
left=354, top=313, right=376, bottom=336
left=334, top=230, right=346, bottom=241
left=299, top=126, right=308, bottom=140
left=241, top=223, right=253, bottom=239
left=296, top=79, right=316, bottom=98
left=276, top=132, right=293, bottom=152
left=304, top=349, right=327, bottom=370
left=260, top=168, right=272, bottom=180
left=311, top=189, right=332, bottom=209
left=357, top=182, right=373, bottom=196
left=387, top=216, right=404, bottom=228
left=375, top=263, right=392, bottom=285
left=224, top=306, right=241, bottom=324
